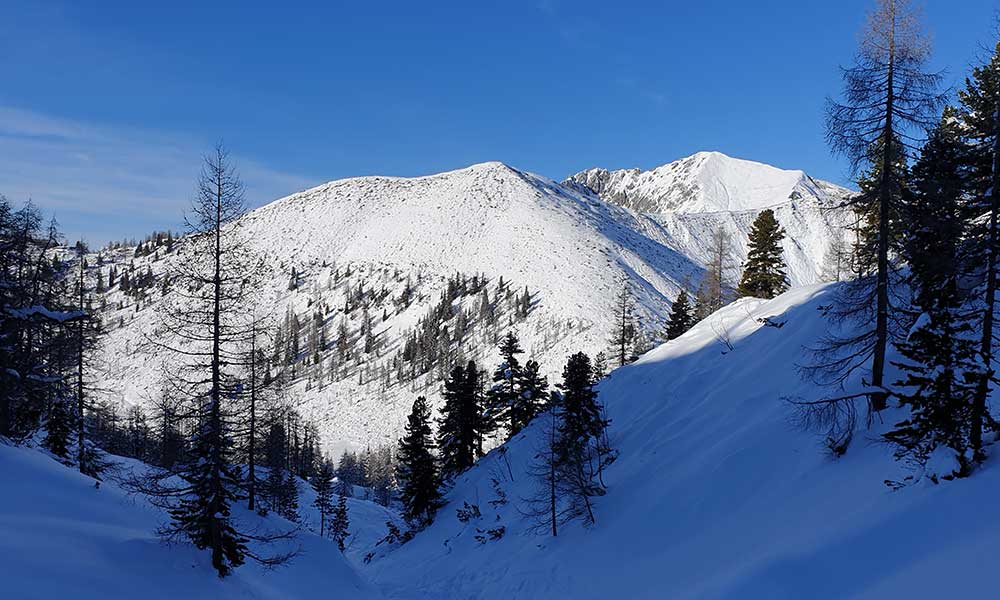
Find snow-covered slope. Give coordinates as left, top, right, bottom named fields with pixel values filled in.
left=93, top=155, right=851, bottom=456
left=368, top=283, right=1000, bottom=599
left=0, top=444, right=381, bottom=600
left=566, top=151, right=854, bottom=286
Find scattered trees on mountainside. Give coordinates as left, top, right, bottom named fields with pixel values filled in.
left=737, top=209, right=789, bottom=299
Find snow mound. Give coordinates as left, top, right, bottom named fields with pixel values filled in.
left=0, top=444, right=381, bottom=600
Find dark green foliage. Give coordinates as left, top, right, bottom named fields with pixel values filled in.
left=0, top=198, right=79, bottom=441
left=311, top=461, right=335, bottom=537
left=166, top=406, right=247, bottom=578
left=396, top=396, right=442, bottom=527
left=437, top=363, right=484, bottom=480
left=485, top=333, right=523, bottom=437
left=553, top=353, right=610, bottom=525
left=512, top=359, right=548, bottom=435
left=885, top=112, right=982, bottom=474
left=737, top=209, right=789, bottom=299
left=330, top=489, right=350, bottom=552
left=664, top=290, right=695, bottom=340
left=959, top=40, right=1000, bottom=462
left=43, top=398, right=75, bottom=459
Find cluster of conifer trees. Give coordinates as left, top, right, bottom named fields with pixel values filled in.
left=797, top=0, right=1000, bottom=478
left=393, top=331, right=612, bottom=536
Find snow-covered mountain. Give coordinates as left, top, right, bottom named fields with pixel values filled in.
left=92, top=153, right=852, bottom=456
left=565, top=151, right=854, bottom=286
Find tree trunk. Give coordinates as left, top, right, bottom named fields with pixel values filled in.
left=971, top=92, right=1000, bottom=461
left=77, top=258, right=87, bottom=474
left=248, top=326, right=257, bottom=511
left=870, top=20, right=896, bottom=413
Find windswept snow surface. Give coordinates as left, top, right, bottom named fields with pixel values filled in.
left=0, top=445, right=382, bottom=600
left=369, top=283, right=1000, bottom=599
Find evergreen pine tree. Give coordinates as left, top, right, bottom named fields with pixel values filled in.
left=396, top=396, right=442, bottom=527
left=437, top=363, right=482, bottom=480
left=311, top=461, right=335, bottom=537
left=330, top=488, right=350, bottom=552
left=511, top=359, right=548, bottom=435
left=553, top=352, right=609, bottom=525
left=485, top=332, right=524, bottom=437
left=885, top=111, right=981, bottom=475
left=664, top=290, right=695, bottom=340
left=959, top=39, right=1000, bottom=461
left=737, top=209, right=789, bottom=299
left=43, top=398, right=74, bottom=459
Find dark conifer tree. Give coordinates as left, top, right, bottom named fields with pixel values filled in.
left=485, top=332, right=524, bottom=437
left=311, top=460, right=335, bottom=537
left=396, top=396, right=441, bottom=527
left=554, top=352, right=609, bottom=525
left=437, top=363, right=481, bottom=480
left=885, top=112, right=981, bottom=474
left=330, top=488, right=350, bottom=552
left=959, top=39, right=1000, bottom=461
left=133, top=144, right=292, bottom=577
left=511, top=359, right=548, bottom=435
left=737, top=209, right=789, bottom=299
left=43, top=398, right=74, bottom=459
left=664, top=290, right=695, bottom=341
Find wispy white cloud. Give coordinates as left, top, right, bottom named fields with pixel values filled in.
left=0, top=106, right=320, bottom=244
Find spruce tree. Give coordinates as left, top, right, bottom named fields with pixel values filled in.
left=330, top=488, right=350, bottom=552
left=512, top=359, right=548, bottom=435
left=437, top=363, right=483, bottom=480
left=311, top=461, right=335, bottom=537
left=885, top=112, right=981, bottom=474
left=664, top=290, right=695, bottom=340
left=43, top=398, right=74, bottom=459
left=485, top=332, right=524, bottom=437
left=554, top=353, right=609, bottom=525
left=396, top=396, right=441, bottom=527
left=959, top=39, right=1000, bottom=461
left=737, top=209, right=789, bottom=299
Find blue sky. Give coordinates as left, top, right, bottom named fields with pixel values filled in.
left=1, top=0, right=997, bottom=243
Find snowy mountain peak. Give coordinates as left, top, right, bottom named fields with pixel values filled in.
left=564, top=151, right=845, bottom=215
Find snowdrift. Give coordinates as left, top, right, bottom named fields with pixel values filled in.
left=370, top=283, right=1000, bottom=599
left=0, top=445, right=381, bottom=600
